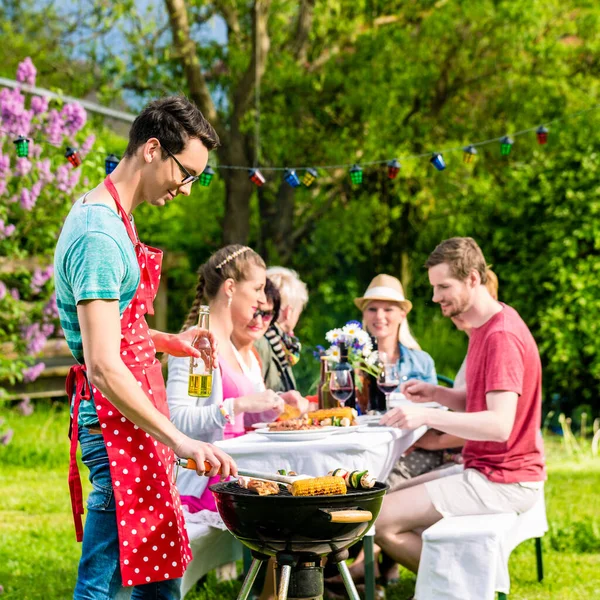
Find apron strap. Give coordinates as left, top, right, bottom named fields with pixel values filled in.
left=66, top=365, right=90, bottom=543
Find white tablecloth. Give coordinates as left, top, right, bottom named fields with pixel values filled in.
left=215, top=425, right=427, bottom=481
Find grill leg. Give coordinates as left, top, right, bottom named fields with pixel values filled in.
left=277, top=564, right=292, bottom=600
left=237, top=558, right=265, bottom=600
left=337, top=560, right=361, bottom=600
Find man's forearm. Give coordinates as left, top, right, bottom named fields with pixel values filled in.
left=433, top=386, right=467, bottom=411
left=425, top=408, right=510, bottom=443
left=89, top=360, right=183, bottom=450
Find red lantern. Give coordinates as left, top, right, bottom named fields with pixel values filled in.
left=65, top=146, right=82, bottom=168
left=387, top=159, right=401, bottom=179
left=249, top=168, right=266, bottom=187
left=536, top=126, right=548, bottom=145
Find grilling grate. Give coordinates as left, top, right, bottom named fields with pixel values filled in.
left=211, top=480, right=386, bottom=498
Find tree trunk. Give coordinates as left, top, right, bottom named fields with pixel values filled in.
left=223, top=169, right=254, bottom=245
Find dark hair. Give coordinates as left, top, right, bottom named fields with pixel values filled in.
left=124, top=95, right=220, bottom=158
left=425, top=237, right=488, bottom=284
left=181, top=245, right=266, bottom=331
left=264, top=278, right=281, bottom=323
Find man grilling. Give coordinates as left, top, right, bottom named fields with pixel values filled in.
left=54, top=96, right=237, bottom=599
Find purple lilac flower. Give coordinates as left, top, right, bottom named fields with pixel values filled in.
left=36, top=158, right=54, bottom=184
left=61, top=102, right=87, bottom=136
left=22, top=323, right=48, bottom=354
left=16, top=57, right=37, bottom=86
left=10, top=288, right=20, bottom=300
left=0, top=429, right=14, bottom=446
left=68, top=168, right=81, bottom=192
left=80, top=134, right=96, bottom=158
left=45, top=109, right=65, bottom=145
left=23, top=362, right=45, bottom=383
left=56, top=164, right=72, bottom=192
left=0, top=181, right=7, bottom=196
left=0, top=87, right=33, bottom=137
left=30, top=266, right=54, bottom=294
left=43, top=293, right=59, bottom=319
left=30, top=95, right=49, bottom=116
left=30, top=142, right=43, bottom=159
left=0, top=281, right=6, bottom=300
left=17, top=396, right=34, bottom=416
left=15, top=157, right=32, bottom=177
left=20, top=188, right=36, bottom=211
left=0, top=153, right=10, bottom=177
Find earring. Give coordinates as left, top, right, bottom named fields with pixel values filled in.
left=227, top=296, right=232, bottom=308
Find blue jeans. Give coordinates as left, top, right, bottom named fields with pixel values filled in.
left=74, top=428, right=181, bottom=600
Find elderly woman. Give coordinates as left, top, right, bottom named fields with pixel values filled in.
left=254, top=267, right=309, bottom=393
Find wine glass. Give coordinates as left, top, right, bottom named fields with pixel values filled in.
left=329, top=370, right=354, bottom=407
left=377, top=363, right=401, bottom=412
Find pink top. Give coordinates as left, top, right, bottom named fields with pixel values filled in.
left=464, top=303, right=546, bottom=483
left=221, top=357, right=257, bottom=439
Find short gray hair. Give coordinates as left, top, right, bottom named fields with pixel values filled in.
left=266, top=267, right=308, bottom=311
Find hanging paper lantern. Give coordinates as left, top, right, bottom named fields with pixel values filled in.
left=430, top=153, right=446, bottom=171
left=536, top=126, right=549, bottom=145
left=13, top=135, right=29, bottom=158
left=65, top=146, right=82, bottom=168
left=105, top=154, right=119, bottom=175
left=500, top=136, right=514, bottom=156
left=302, top=168, right=318, bottom=187
left=387, top=159, right=401, bottom=179
left=199, top=165, right=215, bottom=187
left=349, top=164, right=363, bottom=185
left=249, top=168, right=266, bottom=187
left=284, top=169, right=301, bottom=188
left=463, top=145, right=477, bottom=164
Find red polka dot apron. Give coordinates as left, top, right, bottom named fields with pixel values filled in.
left=66, top=176, right=191, bottom=587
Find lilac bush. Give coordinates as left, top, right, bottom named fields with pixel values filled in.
left=0, top=58, right=95, bottom=394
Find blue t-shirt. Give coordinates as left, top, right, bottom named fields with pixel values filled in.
left=54, top=197, right=140, bottom=426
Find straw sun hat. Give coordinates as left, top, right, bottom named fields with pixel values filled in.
left=353, top=274, right=413, bottom=314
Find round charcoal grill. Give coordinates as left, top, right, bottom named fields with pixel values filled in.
left=210, top=480, right=388, bottom=600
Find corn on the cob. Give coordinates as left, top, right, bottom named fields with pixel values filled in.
left=308, top=407, right=356, bottom=422
left=291, top=476, right=347, bottom=497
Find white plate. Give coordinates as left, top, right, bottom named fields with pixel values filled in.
left=254, top=428, right=334, bottom=442
left=325, top=425, right=361, bottom=435
left=251, top=422, right=270, bottom=430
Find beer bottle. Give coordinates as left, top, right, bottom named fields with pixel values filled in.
left=188, top=305, right=213, bottom=397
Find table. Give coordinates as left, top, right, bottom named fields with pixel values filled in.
left=215, top=425, right=428, bottom=480
left=215, top=424, right=428, bottom=600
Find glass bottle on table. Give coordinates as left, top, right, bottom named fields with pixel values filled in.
left=318, top=356, right=335, bottom=410
left=188, top=305, right=213, bottom=397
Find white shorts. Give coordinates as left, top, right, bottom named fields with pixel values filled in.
left=424, top=468, right=543, bottom=518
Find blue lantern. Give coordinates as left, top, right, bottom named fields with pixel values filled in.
left=105, top=154, right=119, bottom=175
left=284, top=169, right=301, bottom=188
left=430, top=153, right=446, bottom=171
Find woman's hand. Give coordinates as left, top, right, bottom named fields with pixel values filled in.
left=278, top=390, right=310, bottom=414
left=235, top=390, right=285, bottom=415
left=401, top=380, right=437, bottom=403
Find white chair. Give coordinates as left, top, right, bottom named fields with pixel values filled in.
left=414, top=494, right=548, bottom=600
left=181, top=522, right=243, bottom=598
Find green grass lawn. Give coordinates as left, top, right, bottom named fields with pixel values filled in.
left=1, top=402, right=599, bottom=599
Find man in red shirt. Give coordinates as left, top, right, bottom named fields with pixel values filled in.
left=374, top=237, right=546, bottom=573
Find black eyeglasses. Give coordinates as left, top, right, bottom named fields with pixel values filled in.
left=161, top=143, right=199, bottom=186
left=253, top=309, right=275, bottom=323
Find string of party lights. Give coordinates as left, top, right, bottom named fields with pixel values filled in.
left=2, top=102, right=600, bottom=189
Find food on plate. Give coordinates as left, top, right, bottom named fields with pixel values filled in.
left=328, top=467, right=376, bottom=489
left=237, top=476, right=281, bottom=496
left=278, top=469, right=298, bottom=476
left=291, top=476, right=347, bottom=497
left=307, top=407, right=358, bottom=427
left=277, top=404, right=302, bottom=421
left=268, top=414, right=321, bottom=431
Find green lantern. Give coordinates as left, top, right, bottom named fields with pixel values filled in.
left=500, top=136, right=514, bottom=156
left=199, top=166, right=215, bottom=187
left=349, top=164, right=363, bottom=185
left=13, top=135, right=29, bottom=158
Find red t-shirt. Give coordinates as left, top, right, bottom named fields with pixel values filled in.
left=463, top=303, right=546, bottom=483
